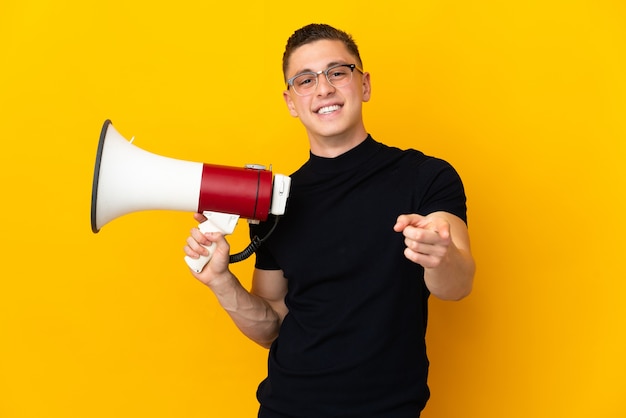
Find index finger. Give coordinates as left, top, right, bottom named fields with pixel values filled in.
left=193, top=212, right=208, bottom=223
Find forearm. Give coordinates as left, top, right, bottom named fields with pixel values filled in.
left=209, top=273, right=281, bottom=348
left=424, top=244, right=475, bottom=301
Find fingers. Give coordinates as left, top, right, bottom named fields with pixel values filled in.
left=403, top=247, right=444, bottom=269
left=185, top=213, right=211, bottom=258
left=402, top=227, right=450, bottom=269
left=184, top=228, right=218, bottom=258
left=393, top=214, right=422, bottom=232
left=395, top=214, right=452, bottom=268
left=403, top=233, right=447, bottom=256
left=395, top=214, right=450, bottom=239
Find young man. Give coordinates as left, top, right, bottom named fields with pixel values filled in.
left=184, top=23, right=475, bottom=418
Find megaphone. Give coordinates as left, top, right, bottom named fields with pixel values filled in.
left=91, top=120, right=290, bottom=272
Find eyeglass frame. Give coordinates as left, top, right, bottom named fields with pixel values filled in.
left=286, top=63, right=364, bottom=96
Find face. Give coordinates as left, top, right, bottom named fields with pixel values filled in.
left=283, top=40, right=371, bottom=149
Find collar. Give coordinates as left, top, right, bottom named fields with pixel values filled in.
left=306, top=135, right=380, bottom=174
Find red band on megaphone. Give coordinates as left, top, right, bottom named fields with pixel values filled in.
left=198, top=164, right=273, bottom=220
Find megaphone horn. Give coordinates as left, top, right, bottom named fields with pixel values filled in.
left=90, top=120, right=291, bottom=270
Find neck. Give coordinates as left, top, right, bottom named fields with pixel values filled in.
left=307, top=126, right=369, bottom=158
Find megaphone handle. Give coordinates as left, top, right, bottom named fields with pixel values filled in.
left=184, top=212, right=240, bottom=273
left=184, top=242, right=217, bottom=273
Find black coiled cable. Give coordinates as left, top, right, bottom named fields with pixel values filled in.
left=229, top=215, right=281, bottom=263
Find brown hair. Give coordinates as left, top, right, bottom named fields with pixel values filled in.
left=282, top=23, right=363, bottom=80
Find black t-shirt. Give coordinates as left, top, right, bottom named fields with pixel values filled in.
left=251, top=136, right=467, bottom=418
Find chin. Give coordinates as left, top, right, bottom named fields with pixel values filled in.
left=310, top=121, right=350, bottom=138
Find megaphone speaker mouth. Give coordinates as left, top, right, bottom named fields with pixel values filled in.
left=90, top=119, right=111, bottom=233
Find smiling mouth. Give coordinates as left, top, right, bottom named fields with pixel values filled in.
left=316, top=105, right=341, bottom=115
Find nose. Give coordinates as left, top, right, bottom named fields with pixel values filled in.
left=316, top=72, right=336, bottom=96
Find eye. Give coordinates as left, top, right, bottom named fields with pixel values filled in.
left=295, top=74, right=316, bottom=88
left=328, top=66, right=350, bottom=80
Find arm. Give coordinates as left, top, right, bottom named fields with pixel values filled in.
left=394, top=211, right=475, bottom=301
left=184, top=214, right=288, bottom=348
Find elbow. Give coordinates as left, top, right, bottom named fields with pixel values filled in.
left=250, top=325, right=280, bottom=349
left=255, top=335, right=277, bottom=349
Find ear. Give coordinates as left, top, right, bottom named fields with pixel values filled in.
left=283, top=90, right=299, bottom=117
left=361, top=71, right=372, bottom=102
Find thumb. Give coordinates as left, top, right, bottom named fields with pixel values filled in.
left=424, top=217, right=451, bottom=240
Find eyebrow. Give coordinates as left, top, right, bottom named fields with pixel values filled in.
left=295, top=61, right=347, bottom=75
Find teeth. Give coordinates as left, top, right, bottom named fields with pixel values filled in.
left=318, top=105, right=340, bottom=114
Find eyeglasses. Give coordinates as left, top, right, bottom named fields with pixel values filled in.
left=286, top=64, right=364, bottom=96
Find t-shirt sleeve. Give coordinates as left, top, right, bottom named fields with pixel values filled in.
left=416, top=158, right=468, bottom=224
left=249, top=216, right=282, bottom=270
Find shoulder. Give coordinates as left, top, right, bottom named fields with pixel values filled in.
left=374, top=140, right=467, bottom=222
left=375, top=140, right=459, bottom=176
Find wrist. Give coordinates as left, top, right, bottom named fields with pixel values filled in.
left=205, top=269, right=237, bottom=293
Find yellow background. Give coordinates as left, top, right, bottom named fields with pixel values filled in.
left=1, top=1, right=625, bottom=417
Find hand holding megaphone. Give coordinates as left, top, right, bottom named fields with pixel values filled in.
left=184, top=211, right=239, bottom=272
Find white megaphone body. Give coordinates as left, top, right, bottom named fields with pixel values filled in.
left=91, top=120, right=291, bottom=272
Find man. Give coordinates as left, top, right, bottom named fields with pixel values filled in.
left=184, top=23, right=475, bottom=418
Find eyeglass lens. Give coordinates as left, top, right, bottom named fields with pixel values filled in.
left=291, top=65, right=355, bottom=95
